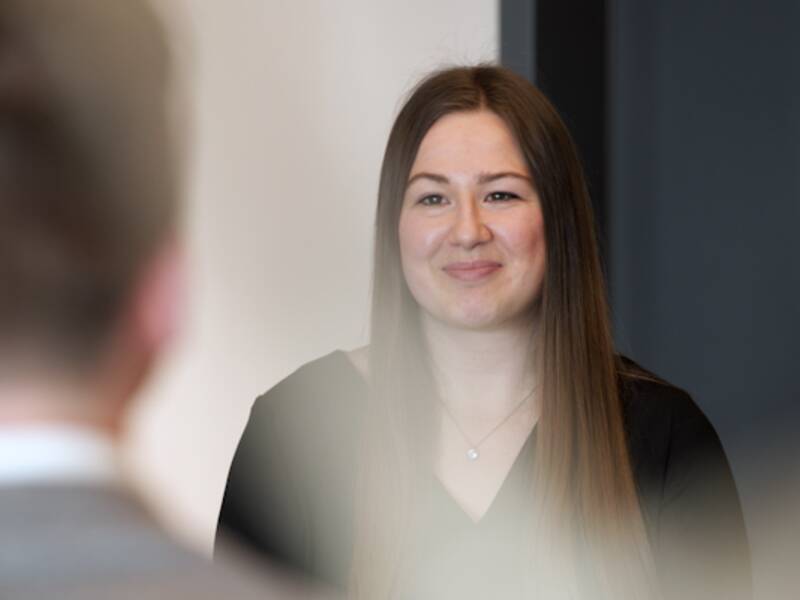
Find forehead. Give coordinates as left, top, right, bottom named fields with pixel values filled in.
left=411, top=109, right=529, bottom=177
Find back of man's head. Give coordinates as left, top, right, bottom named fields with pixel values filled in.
left=0, top=0, right=178, bottom=377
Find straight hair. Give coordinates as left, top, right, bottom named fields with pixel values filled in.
left=351, top=65, right=656, bottom=599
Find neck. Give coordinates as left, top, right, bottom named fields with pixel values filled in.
left=420, top=313, right=539, bottom=421
left=0, top=370, right=122, bottom=438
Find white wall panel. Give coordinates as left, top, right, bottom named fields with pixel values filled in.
left=126, top=0, right=498, bottom=552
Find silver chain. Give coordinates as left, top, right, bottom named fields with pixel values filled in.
left=438, top=385, right=537, bottom=461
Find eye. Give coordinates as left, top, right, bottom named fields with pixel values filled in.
left=486, top=191, right=520, bottom=202
left=418, top=194, right=446, bottom=206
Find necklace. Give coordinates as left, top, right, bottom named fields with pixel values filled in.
left=439, top=386, right=536, bottom=462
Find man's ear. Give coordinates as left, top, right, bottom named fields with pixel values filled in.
left=90, top=239, right=186, bottom=435
left=133, top=238, right=186, bottom=354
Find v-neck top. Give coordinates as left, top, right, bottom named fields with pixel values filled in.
left=218, top=351, right=751, bottom=599
left=406, top=428, right=539, bottom=599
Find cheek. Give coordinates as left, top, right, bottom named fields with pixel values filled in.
left=398, top=212, right=447, bottom=263
left=498, top=210, right=547, bottom=275
left=398, top=212, right=451, bottom=309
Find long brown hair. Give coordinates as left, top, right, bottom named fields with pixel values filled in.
left=351, top=65, right=655, bottom=599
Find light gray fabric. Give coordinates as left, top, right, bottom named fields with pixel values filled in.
left=0, top=483, right=313, bottom=599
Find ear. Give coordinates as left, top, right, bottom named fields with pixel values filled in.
left=91, top=239, right=186, bottom=435
left=133, top=238, right=186, bottom=354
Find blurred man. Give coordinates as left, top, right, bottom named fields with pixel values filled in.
left=0, top=1, right=315, bottom=598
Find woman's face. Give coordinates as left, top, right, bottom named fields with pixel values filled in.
left=398, top=109, right=546, bottom=331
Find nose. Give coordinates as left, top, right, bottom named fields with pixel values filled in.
left=449, top=198, right=492, bottom=249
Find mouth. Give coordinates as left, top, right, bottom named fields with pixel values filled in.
left=442, top=260, right=502, bottom=281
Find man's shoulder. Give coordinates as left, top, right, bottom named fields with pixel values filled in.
left=0, top=484, right=300, bottom=599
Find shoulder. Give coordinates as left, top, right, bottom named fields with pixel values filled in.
left=231, top=349, right=367, bottom=486
left=220, top=352, right=365, bottom=578
left=617, top=360, right=751, bottom=596
left=617, top=355, right=713, bottom=440
left=0, top=486, right=275, bottom=599
left=616, top=356, right=730, bottom=492
left=263, top=349, right=362, bottom=401
left=617, top=357, right=742, bottom=516
left=249, top=349, right=367, bottom=429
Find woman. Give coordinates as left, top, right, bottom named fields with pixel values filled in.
left=218, top=65, right=750, bottom=599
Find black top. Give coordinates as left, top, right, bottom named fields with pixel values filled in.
left=218, top=351, right=751, bottom=599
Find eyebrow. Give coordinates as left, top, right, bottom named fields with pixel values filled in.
left=406, top=171, right=533, bottom=187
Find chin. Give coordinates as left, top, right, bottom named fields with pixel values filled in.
left=431, top=295, right=539, bottom=331
left=439, top=304, right=508, bottom=331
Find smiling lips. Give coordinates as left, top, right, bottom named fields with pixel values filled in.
left=442, top=260, right=502, bottom=281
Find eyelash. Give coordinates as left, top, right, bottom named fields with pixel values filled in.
left=486, top=191, right=519, bottom=202
left=418, top=194, right=445, bottom=206
left=416, top=191, right=520, bottom=206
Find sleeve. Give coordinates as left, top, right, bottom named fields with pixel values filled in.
left=216, top=390, right=312, bottom=577
left=653, top=390, right=752, bottom=600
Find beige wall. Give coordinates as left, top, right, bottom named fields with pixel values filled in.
left=125, top=1, right=498, bottom=553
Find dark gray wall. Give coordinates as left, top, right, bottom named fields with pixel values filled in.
left=501, top=0, right=800, bottom=596
left=501, top=1, right=609, bottom=256
left=610, top=1, right=800, bottom=597
left=500, top=0, right=536, bottom=83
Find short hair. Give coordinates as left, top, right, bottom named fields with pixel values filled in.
left=0, top=0, right=177, bottom=368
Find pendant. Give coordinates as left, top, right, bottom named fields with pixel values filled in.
left=466, top=448, right=480, bottom=461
